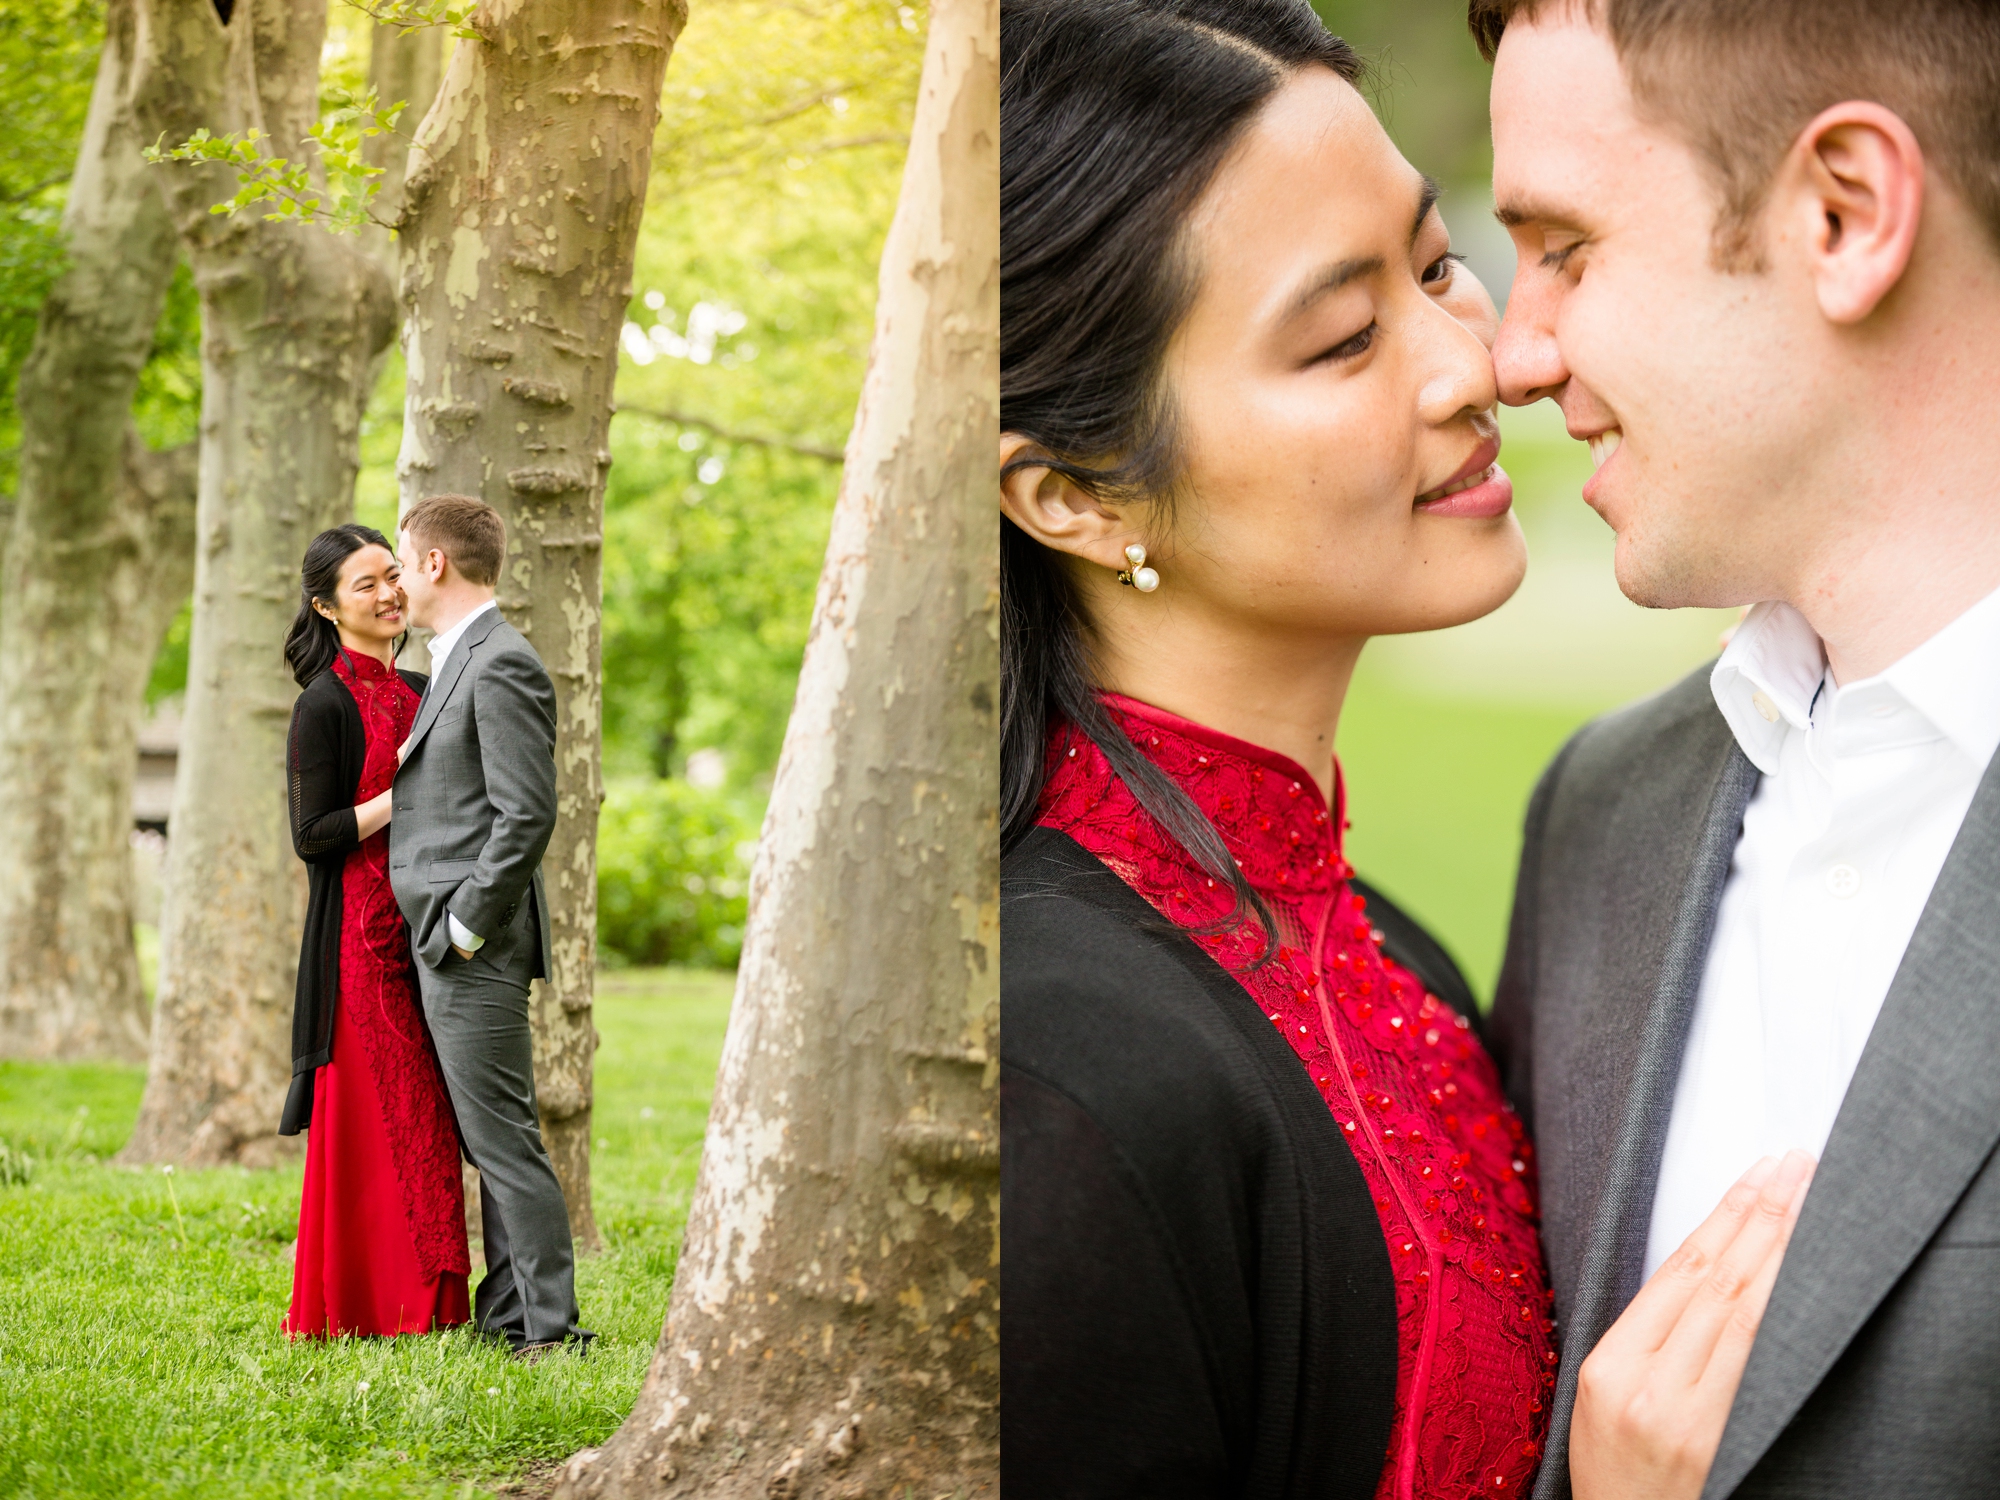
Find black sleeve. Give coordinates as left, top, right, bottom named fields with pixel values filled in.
left=1002, top=1066, right=1232, bottom=1500
left=287, top=685, right=359, bottom=864
left=1352, top=876, right=1482, bottom=1034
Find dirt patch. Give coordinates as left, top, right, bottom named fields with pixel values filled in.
left=489, top=1458, right=568, bottom=1499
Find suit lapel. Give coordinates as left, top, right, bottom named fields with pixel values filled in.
left=1702, top=752, right=2000, bottom=1498
left=1535, top=739, right=1760, bottom=1500
left=403, top=607, right=502, bottom=759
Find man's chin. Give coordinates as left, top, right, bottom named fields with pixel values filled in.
left=1611, top=539, right=1719, bottom=612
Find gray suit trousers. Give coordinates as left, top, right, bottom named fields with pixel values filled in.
left=415, top=900, right=582, bottom=1348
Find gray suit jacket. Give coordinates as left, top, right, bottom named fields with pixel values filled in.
left=389, top=607, right=557, bottom=974
left=1495, top=662, right=2000, bottom=1500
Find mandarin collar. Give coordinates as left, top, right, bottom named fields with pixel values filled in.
left=1100, top=693, right=1349, bottom=895
left=337, top=648, right=398, bottom=682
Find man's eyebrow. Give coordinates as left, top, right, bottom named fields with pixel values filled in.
left=1280, top=176, right=1442, bottom=323
left=1493, top=195, right=1589, bottom=232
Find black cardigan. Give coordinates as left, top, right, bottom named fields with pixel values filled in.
left=278, top=662, right=428, bottom=1136
left=1001, top=826, right=1480, bottom=1500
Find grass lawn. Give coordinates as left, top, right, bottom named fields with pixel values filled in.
left=0, top=967, right=735, bottom=1500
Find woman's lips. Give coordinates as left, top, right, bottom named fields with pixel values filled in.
left=1416, top=463, right=1512, bottom=518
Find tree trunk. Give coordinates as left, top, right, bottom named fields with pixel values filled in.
left=0, top=0, right=194, bottom=1063
left=394, top=0, right=684, bottom=1251
left=360, top=20, right=441, bottom=276
left=121, top=0, right=396, bottom=1166
left=560, top=1, right=999, bottom=1494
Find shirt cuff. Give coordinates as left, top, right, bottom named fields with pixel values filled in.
left=447, top=912, right=485, bottom=951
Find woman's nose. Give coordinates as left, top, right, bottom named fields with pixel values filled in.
left=1417, top=309, right=1500, bottom=427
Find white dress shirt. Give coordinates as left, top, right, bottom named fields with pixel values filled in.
left=1643, top=590, right=2000, bottom=1278
left=423, top=598, right=498, bottom=952
left=425, top=597, right=495, bottom=682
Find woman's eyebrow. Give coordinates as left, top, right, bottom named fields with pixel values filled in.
left=1279, top=175, right=1441, bottom=325
left=1409, top=175, right=1440, bottom=248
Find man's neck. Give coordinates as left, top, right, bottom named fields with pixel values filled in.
left=1794, top=534, right=2000, bottom=686
left=427, top=591, right=496, bottom=642
left=1787, top=230, right=2000, bottom=683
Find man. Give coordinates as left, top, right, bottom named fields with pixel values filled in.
left=1473, top=0, right=2000, bottom=1496
left=391, top=493, right=587, bottom=1357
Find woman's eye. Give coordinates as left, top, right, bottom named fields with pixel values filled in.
left=1421, top=251, right=1463, bottom=287
left=1315, top=322, right=1377, bottom=364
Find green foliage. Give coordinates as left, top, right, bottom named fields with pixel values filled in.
left=596, top=0, right=920, bottom=786
left=0, top=971, right=734, bottom=1498
left=342, top=0, right=484, bottom=41
left=146, top=597, right=194, bottom=707
left=142, top=90, right=408, bottom=236
left=597, top=781, right=759, bottom=968
left=0, top=0, right=105, bottom=498
left=0, top=2, right=204, bottom=503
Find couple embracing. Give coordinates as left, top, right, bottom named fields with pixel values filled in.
left=276, top=494, right=588, bottom=1360
left=1002, top=0, right=2000, bottom=1497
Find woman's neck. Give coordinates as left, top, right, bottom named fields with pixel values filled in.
left=1091, top=617, right=1364, bottom=808
left=338, top=629, right=397, bottom=668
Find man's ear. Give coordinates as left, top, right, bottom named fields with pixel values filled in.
left=1783, top=102, right=1924, bottom=324
left=1000, top=434, right=1148, bottom=574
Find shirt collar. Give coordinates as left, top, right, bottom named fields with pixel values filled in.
left=1710, top=602, right=1825, bottom=775
left=427, top=598, right=496, bottom=675
left=1711, top=588, right=2000, bottom=776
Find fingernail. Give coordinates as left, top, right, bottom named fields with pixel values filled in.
left=1772, top=1149, right=1815, bottom=1194
left=1741, top=1155, right=1781, bottom=1187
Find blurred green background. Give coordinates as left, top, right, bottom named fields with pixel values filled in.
left=1311, top=0, right=1735, bottom=997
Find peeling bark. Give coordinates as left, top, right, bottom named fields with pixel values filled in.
left=394, top=0, right=684, bottom=1249
left=121, top=0, right=396, bottom=1166
left=0, top=0, right=198, bottom=1063
left=559, top=1, right=999, bottom=1494
left=361, top=20, right=441, bottom=272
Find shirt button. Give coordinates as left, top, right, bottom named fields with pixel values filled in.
left=1826, top=863, right=1862, bottom=899
left=1751, top=691, right=1780, bottom=724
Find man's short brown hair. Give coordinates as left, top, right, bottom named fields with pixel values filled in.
left=401, top=494, right=506, bottom=587
left=1469, top=0, right=2000, bottom=269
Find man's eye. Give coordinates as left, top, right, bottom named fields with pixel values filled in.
left=1421, top=251, right=1464, bottom=287
left=1540, top=240, right=1583, bottom=272
left=1314, top=322, right=1378, bottom=364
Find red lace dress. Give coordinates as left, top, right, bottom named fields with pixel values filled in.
left=1038, top=695, right=1556, bottom=1499
left=285, top=651, right=471, bottom=1338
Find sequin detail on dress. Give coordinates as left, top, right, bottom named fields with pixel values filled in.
left=1038, top=696, right=1555, bottom=1500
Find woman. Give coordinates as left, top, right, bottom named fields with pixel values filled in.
left=279, top=523, right=471, bottom=1338
left=999, top=3, right=1808, bottom=1497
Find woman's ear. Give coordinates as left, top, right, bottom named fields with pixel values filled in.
left=1000, top=434, right=1148, bottom=574
left=1781, top=101, right=1924, bottom=324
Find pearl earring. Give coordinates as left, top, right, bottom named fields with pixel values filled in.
left=1117, top=544, right=1160, bottom=593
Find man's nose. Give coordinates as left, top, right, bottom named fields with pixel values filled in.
left=1492, top=275, right=1569, bottom=408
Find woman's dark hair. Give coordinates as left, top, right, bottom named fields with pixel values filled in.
left=284, top=523, right=399, bottom=687
left=1001, top=0, right=1362, bottom=956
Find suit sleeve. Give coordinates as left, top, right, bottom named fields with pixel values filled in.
left=288, top=689, right=360, bottom=865
left=447, top=644, right=558, bottom=940
left=1488, top=733, right=1581, bottom=1135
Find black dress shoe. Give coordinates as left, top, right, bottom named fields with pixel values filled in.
left=510, top=1329, right=596, bottom=1363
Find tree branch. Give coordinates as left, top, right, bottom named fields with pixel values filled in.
left=0, top=172, right=70, bottom=205
left=614, top=405, right=844, bottom=464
